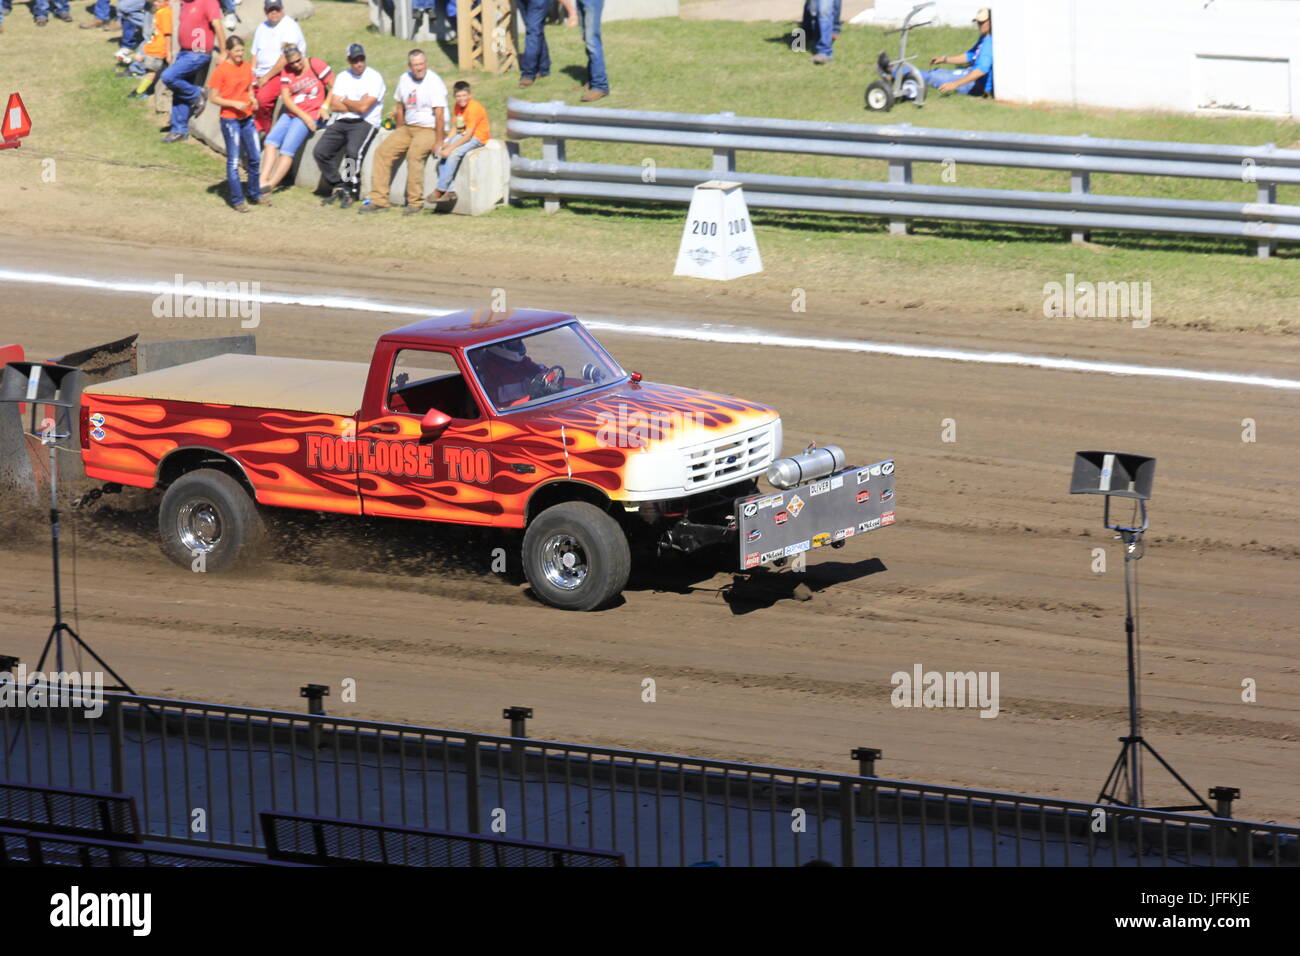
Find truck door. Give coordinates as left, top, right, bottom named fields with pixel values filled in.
left=356, top=347, right=497, bottom=525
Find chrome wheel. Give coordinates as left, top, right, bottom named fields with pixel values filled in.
left=541, top=533, right=588, bottom=591
left=177, top=498, right=222, bottom=553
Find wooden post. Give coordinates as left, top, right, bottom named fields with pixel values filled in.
left=458, top=0, right=519, bottom=74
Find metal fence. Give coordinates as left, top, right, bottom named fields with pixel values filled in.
left=1, top=691, right=1296, bottom=867
left=506, top=98, right=1300, bottom=257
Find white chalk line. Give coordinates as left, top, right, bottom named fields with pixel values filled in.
left=1, top=267, right=1297, bottom=392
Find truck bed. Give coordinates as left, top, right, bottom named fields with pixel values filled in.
left=83, top=354, right=371, bottom=417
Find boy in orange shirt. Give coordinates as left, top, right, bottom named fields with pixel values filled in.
left=126, top=0, right=173, bottom=98
left=207, top=36, right=265, bottom=212
left=428, top=80, right=489, bottom=203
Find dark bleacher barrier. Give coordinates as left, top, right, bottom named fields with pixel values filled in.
left=0, top=780, right=140, bottom=842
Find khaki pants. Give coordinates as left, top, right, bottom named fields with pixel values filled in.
left=366, top=124, right=439, bottom=208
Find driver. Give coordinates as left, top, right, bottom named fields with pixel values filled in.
left=471, top=338, right=547, bottom=408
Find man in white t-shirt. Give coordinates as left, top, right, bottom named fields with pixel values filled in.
left=250, top=0, right=308, bottom=135
left=359, top=49, right=447, bottom=214
left=314, top=42, right=386, bottom=206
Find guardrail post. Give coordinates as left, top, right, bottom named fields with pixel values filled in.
left=712, top=111, right=736, bottom=174
left=888, top=161, right=911, bottom=235
left=1256, top=182, right=1276, bottom=259
left=1070, top=171, right=1091, bottom=244
left=542, top=131, right=566, bottom=214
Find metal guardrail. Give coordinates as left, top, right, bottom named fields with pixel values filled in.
left=506, top=98, right=1300, bottom=257
left=1, top=691, right=1296, bottom=867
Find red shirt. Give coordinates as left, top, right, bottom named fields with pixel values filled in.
left=178, top=0, right=222, bottom=53
left=281, top=58, right=332, bottom=122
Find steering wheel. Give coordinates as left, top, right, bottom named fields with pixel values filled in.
left=526, top=365, right=566, bottom=399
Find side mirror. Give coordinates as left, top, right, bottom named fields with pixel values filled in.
left=420, top=408, right=451, bottom=436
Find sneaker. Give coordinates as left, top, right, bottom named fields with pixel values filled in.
left=357, top=202, right=387, bottom=213
left=232, top=203, right=251, bottom=213
left=249, top=195, right=271, bottom=206
left=579, top=89, right=608, bottom=102
left=426, top=190, right=447, bottom=203
left=401, top=204, right=422, bottom=216
left=56, top=12, right=73, bottom=21
left=36, top=17, right=48, bottom=25
left=812, top=53, right=830, bottom=65
left=162, top=132, right=188, bottom=143
left=126, top=91, right=147, bottom=99
left=320, top=191, right=338, bottom=206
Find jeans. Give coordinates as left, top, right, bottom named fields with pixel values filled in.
left=118, top=0, right=145, bottom=46
left=32, top=0, right=70, bottom=19
left=805, top=0, right=841, bottom=58
left=577, top=0, right=607, bottom=92
left=436, top=136, right=482, bottom=192
left=0, top=0, right=9, bottom=26
left=922, top=68, right=979, bottom=96
left=518, top=0, right=550, bottom=80
left=162, top=50, right=212, bottom=135
left=91, top=0, right=112, bottom=19
left=220, top=117, right=262, bottom=206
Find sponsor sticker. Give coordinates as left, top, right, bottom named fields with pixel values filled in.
left=760, top=548, right=785, bottom=563
left=812, top=532, right=831, bottom=548
left=742, top=501, right=759, bottom=518
left=787, top=494, right=805, bottom=517
left=856, top=490, right=870, bottom=504
left=744, top=552, right=760, bottom=569
left=856, top=469, right=871, bottom=484
left=90, top=427, right=106, bottom=441
left=759, top=494, right=784, bottom=509
left=841, top=526, right=856, bottom=537
left=775, top=511, right=789, bottom=526
left=858, top=518, right=882, bottom=533
left=784, top=540, right=811, bottom=557
left=831, top=475, right=844, bottom=490
left=882, top=460, right=895, bottom=476
left=881, top=510, right=896, bottom=526
left=833, top=529, right=847, bottom=541
left=808, top=478, right=832, bottom=497
left=88, top=412, right=106, bottom=428
left=746, top=529, right=762, bottom=542
left=880, top=489, right=894, bottom=502
left=869, top=464, right=883, bottom=477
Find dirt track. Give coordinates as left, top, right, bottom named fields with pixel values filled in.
left=0, top=233, right=1296, bottom=823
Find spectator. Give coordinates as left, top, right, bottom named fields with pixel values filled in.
left=250, top=0, right=307, bottom=135
left=126, top=0, right=172, bottom=98
left=314, top=43, right=385, bottom=208
left=161, top=0, right=226, bottom=144
left=427, top=79, right=487, bottom=204
left=81, top=0, right=111, bottom=28
left=924, top=7, right=994, bottom=97
left=258, top=44, right=333, bottom=192
left=32, top=0, right=72, bottom=26
left=0, top=0, right=11, bottom=33
left=114, top=0, right=149, bottom=65
left=802, top=0, right=842, bottom=65
left=359, top=49, right=446, bottom=215
left=573, top=0, right=608, bottom=101
left=208, top=36, right=264, bottom=212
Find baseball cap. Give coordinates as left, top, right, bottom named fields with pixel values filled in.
left=346, top=43, right=366, bottom=61
left=973, top=7, right=991, bottom=23
left=264, top=0, right=282, bottom=10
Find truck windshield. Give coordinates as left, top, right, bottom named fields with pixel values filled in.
left=466, top=322, right=624, bottom=413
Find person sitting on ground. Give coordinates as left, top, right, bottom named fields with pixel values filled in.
left=359, top=49, right=446, bottom=215
left=258, top=44, right=333, bottom=193
left=208, top=36, right=264, bottom=212
left=427, top=80, right=488, bottom=204
left=250, top=0, right=307, bottom=135
left=126, top=0, right=172, bottom=98
left=314, top=43, right=386, bottom=208
left=923, top=6, right=993, bottom=97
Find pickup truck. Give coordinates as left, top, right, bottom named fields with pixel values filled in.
left=79, top=309, right=896, bottom=610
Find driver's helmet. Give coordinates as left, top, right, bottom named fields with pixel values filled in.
left=486, top=339, right=527, bottom=363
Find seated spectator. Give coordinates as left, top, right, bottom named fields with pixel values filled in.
left=428, top=80, right=487, bottom=204
left=314, top=43, right=385, bottom=208
left=923, top=7, right=993, bottom=97
left=161, top=0, right=226, bottom=144
left=114, top=0, right=149, bottom=64
left=208, top=36, right=264, bottom=212
left=359, top=49, right=446, bottom=214
left=250, top=0, right=307, bottom=135
left=258, top=45, right=333, bottom=192
left=126, top=0, right=172, bottom=98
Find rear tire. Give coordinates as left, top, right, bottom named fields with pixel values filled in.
left=158, top=468, right=264, bottom=573
left=522, top=501, right=630, bottom=611
left=865, top=80, right=894, bottom=112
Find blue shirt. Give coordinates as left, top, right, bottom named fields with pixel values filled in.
left=965, top=34, right=993, bottom=96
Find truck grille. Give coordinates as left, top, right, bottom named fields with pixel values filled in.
left=682, top=423, right=776, bottom=489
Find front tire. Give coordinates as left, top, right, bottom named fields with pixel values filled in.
left=522, top=501, right=630, bottom=611
left=158, top=468, right=264, bottom=573
left=865, top=80, right=895, bottom=112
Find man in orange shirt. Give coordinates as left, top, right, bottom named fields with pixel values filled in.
left=428, top=80, right=489, bottom=203
left=207, top=36, right=264, bottom=212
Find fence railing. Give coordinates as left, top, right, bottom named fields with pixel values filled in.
left=1, top=691, right=1296, bottom=867
left=506, top=98, right=1300, bottom=257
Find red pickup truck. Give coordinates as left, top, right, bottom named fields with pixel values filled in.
left=80, top=309, right=895, bottom=609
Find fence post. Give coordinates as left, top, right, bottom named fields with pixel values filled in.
left=1256, top=182, right=1277, bottom=259
left=542, top=130, right=566, bottom=215
left=851, top=747, right=881, bottom=817
left=465, top=736, right=483, bottom=865
left=394, top=0, right=413, bottom=40
left=888, top=160, right=911, bottom=235
left=712, top=111, right=736, bottom=174
left=838, top=780, right=856, bottom=867
left=109, top=696, right=125, bottom=794
left=503, top=706, right=532, bottom=777
left=1070, top=170, right=1091, bottom=244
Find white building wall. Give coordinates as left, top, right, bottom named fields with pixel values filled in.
left=862, top=0, right=1300, bottom=118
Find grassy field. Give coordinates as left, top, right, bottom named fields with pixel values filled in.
left=0, top=3, right=1297, bottom=331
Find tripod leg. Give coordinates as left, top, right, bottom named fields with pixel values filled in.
left=59, top=624, right=136, bottom=695
left=1097, top=743, right=1131, bottom=805
left=1139, top=739, right=1213, bottom=813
